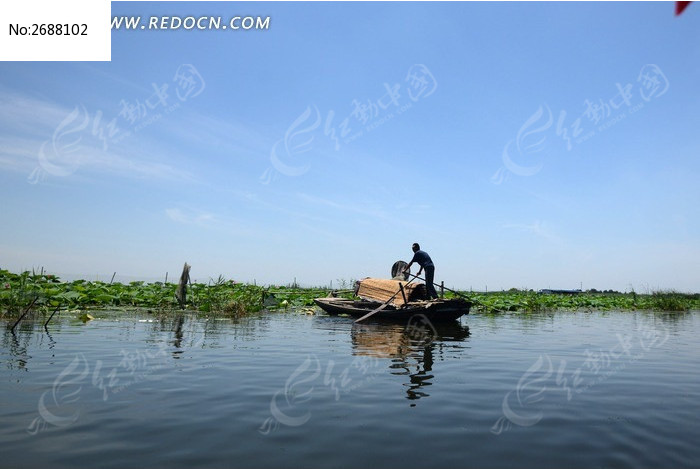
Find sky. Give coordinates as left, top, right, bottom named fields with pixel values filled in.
left=1, top=1, right=699, bottom=292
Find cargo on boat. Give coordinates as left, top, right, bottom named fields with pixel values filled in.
left=315, top=277, right=470, bottom=322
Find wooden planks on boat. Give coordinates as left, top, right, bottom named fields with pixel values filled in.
left=356, top=278, right=427, bottom=307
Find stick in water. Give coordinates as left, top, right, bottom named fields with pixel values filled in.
left=44, top=304, right=61, bottom=328
left=11, top=296, right=39, bottom=332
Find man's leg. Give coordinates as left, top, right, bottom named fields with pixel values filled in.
left=425, top=266, right=437, bottom=299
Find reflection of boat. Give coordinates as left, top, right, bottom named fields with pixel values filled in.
left=352, top=324, right=410, bottom=358
left=350, top=321, right=471, bottom=358
left=310, top=313, right=471, bottom=402
left=313, top=297, right=471, bottom=322
left=349, top=320, right=470, bottom=401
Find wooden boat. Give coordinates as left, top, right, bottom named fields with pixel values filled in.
left=313, top=297, right=471, bottom=322
left=537, top=289, right=582, bottom=295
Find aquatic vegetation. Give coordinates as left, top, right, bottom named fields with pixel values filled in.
left=1, top=269, right=699, bottom=319
left=262, top=286, right=354, bottom=310
left=447, top=289, right=700, bottom=315
left=0, top=269, right=264, bottom=318
left=646, top=291, right=693, bottom=312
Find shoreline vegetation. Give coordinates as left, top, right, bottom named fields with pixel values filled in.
left=1, top=269, right=698, bottom=322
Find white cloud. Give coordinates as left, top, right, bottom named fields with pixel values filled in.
left=163, top=207, right=273, bottom=241
left=503, top=220, right=563, bottom=245
left=165, top=208, right=215, bottom=225
left=0, top=92, right=74, bottom=136
left=0, top=86, right=272, bottom=185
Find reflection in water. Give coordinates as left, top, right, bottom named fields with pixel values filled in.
left=43, top=327, right=57, bottom=358
left=349, top=318, right=470, bottom=401
left=0, top=309, right=696, bottom=469
left=390, top=346, right=435, bottom=401
left=2, top=327, right=33, bottom=371
left=172, top=315, right=185, bottom=358
left=145, top=312, right=269, bottom=356
left=352, top=324, right=410, bottom=357
left=173, top=315, right=185, bottom=347
left=645, top=311, right=693, bottom=336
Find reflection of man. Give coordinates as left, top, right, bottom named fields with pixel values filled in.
left=404, top=243, right=438, bottom=300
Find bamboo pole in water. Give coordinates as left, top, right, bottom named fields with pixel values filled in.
left=175, top=263, right=191, bottom=309
left=44, top=304, right=61, bottom=328
left=11, top=297, right=38, bottom=332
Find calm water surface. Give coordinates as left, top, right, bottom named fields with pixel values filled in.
left=1, top=309, right=699, bottom=468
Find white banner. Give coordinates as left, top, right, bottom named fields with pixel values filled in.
left=0, top=0, right=110, bottom=61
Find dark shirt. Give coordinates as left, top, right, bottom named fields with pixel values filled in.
left=410, top=250, right=434, bottom=268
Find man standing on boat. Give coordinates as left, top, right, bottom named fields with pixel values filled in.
left=404, top=243, right=438, bottom=299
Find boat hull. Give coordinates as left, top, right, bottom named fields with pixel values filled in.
left=314, top=297, right=470, bottom=322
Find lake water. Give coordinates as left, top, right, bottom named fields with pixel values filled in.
left=1, top=309, right=699, bottom=468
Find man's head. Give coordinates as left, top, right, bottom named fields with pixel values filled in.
left=412, top=243, right=420, bottom=252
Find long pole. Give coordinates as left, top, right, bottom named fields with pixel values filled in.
left=354, top=277, right=416, bottom=323
left=407, top=273, right=470, bottom=300
left=44, top=304, right=61, bottom=328
left=10, top=297, right=38, bottom=332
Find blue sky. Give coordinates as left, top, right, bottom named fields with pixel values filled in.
left=1, top=1, right=699, bottom=292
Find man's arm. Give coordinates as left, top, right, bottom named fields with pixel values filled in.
left=404, top=252, right=419, bottom=272
left=405, top=252, right=421, bottom=274
left=403, top=262, right=423, bottom=276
